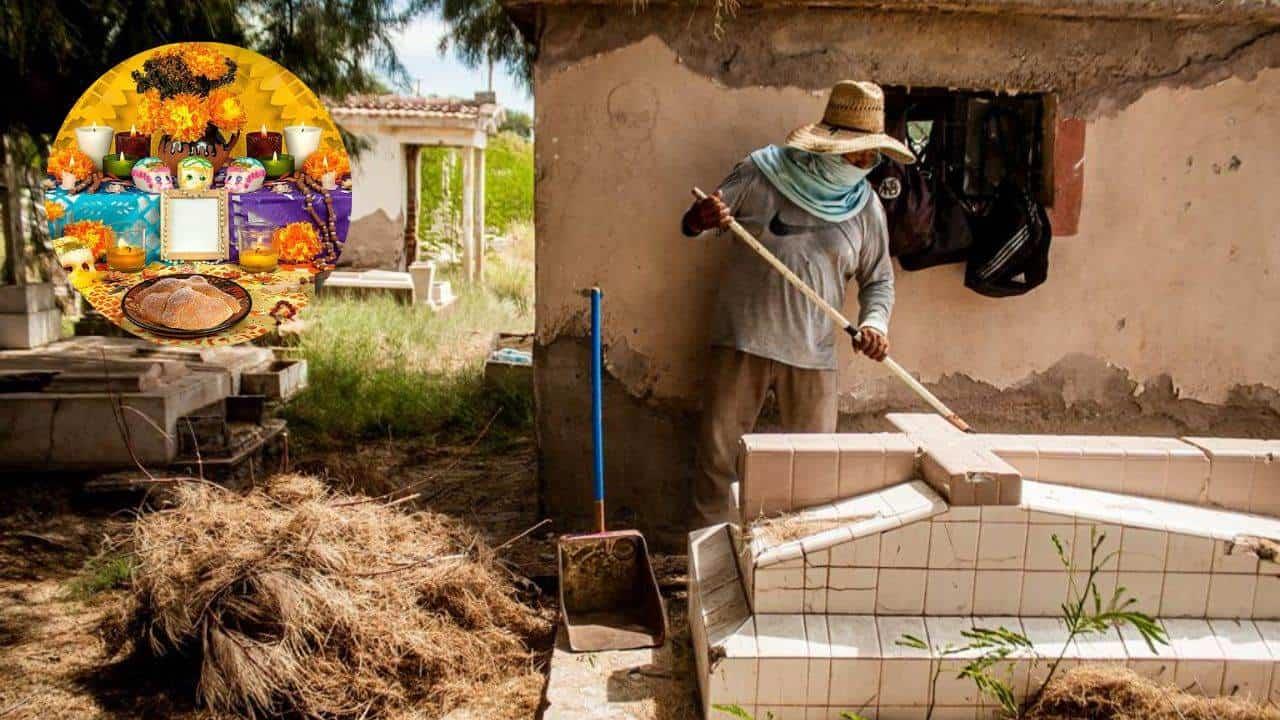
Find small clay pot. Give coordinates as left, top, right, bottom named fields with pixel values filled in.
left=158, top=124, right=240, bottom=175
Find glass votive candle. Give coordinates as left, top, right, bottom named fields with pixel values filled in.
left=106, top=227, right=146, bottom=272
left=238, top=225, right=279, bottom=273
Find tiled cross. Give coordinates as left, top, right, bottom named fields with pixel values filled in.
left=738, top=413, right=1019, bottom=519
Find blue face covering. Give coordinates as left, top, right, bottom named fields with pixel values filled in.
left=749, top=145, right=876, bottom=223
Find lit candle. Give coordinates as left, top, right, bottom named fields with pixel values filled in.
left=238, top=243, right=280, bottom=273
left=75, top=122, right=115, bottom=171
left=321, top=156, right=337, bottom=190
left=283, top=125, right=322, bottom=165
left=261, top=150, right=294, bottom=180
left=246, top=124, right=283, bottom=160
left=115, top=124, right=151, bottom=158
left=104, top=151, right=139, bottom=179
left=106, top=240, right=146, bottom=272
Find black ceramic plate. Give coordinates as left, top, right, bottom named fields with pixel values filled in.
left=121, top=273, right=252, bottom=339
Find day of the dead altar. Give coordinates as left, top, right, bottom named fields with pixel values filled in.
left=44, top=41, right=352, bottom=347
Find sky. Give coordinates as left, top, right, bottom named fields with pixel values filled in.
left=387, top=14, right=533, bottom=114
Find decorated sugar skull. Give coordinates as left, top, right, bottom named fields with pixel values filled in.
left=53, top=237, right=100, bottom=290
left=131, top=157, right=174, bottom=194
left=177, top=157, right=215, bottom=191
left=224, top=157, right=266, bottom=194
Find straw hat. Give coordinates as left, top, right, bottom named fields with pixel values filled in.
left=785, top=81, right=916, bottom=164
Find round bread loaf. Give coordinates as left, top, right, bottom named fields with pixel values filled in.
left=135, top=276, right=239, bottom=330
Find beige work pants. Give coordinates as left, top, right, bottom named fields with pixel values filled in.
left=693, top=347, right=838, bottom=527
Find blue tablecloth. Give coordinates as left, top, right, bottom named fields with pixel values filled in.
left=47, top=185, right=163, bottom=263
left=47, top=182, right=352, bottom=265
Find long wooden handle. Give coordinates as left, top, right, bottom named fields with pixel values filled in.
left=693, top=187, right=974, bottom=433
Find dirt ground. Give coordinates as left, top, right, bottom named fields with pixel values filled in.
left=0, top=437, right=695, bottom=720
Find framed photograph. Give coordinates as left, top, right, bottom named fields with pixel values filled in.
left=160, top=189, right=229, bottom=261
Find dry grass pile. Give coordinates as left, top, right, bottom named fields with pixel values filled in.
left=748, top=513, right=872, bottom=549
left=106, top=474, right=551, bottom=719
left=1028, top=665, right=1280, bottom=720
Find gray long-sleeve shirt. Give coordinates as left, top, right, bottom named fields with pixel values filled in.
left=704, top=156, right=895, bottom=371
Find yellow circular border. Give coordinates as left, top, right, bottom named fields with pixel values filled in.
left=53, top=42, right=343, bottom=158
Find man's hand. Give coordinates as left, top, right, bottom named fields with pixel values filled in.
left=853, top=326, right=889, bottom=361
left=684, top=190, right=732, bottom=235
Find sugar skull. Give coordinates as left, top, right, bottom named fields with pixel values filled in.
left=131, top=157, right=174, bottom=194
left=53, top=237, right=100, bottom=290
left=224, top=157, right=266, bottom=194
left=177, top=157, right=215, bottom=190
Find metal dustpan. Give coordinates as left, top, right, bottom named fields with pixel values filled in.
left=557, top=288, right=667, bottom=652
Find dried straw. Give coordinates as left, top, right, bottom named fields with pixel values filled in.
left=749, top=515, right=848, bottom=547
left=107, top=474, right=550, bottom=720
left=1028, top=664, right=1280, bottom=720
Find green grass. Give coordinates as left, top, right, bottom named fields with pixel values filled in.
left=65, top=552, right=134, bottom=600
left=486, top=221, right=534, bottom=315
left=284, top=253, right=534, bottom=448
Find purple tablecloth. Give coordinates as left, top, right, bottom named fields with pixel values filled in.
left=229, top=185, right=351, bottom=263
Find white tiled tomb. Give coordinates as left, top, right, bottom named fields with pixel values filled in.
left=690, top=416, right=1280, bottom=719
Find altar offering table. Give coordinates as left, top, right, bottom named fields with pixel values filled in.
left=78, top=262, right=318, bottom=347
left=46, top=182, right=352, bottom=264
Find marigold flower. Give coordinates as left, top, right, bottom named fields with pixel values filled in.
left=63, top=219, right=116, bottom=260
left=207, top=88, right=247, bottom=133
left=47, top=146, right=94, bottom=181
left=44, top=200, right=66, bottom=222
left=135, top=90, right=164, bottom=134
left=177, top=43, right=230, bottom=82
left=273, top=222, right=322, bottom=263
left=160, top=94, right=210, bottom=143
left=301, top=147, right=351, bottom=182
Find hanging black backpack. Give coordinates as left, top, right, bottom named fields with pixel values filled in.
left=870, top=104, right=976, bottom=271
left=962, top=108, right=1052, bottom=297
left=963, top=180, right=1051, bottom=296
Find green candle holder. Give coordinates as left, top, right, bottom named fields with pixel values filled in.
left=262, top=153, right=294, bottom=179
left=103, top=153, right=139, bottom=179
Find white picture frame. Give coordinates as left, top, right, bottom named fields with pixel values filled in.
left=160, top=188, right=229, bottom=261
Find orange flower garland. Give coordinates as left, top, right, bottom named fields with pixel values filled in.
left=135, top=90, right=164, bottom=134
left=301, top=147, right=351, bottom=182
left=159, top=93, right=211, bottom=142
left=273, top=222, right=322, bottom=263
left=47, top=146, right=94, bottom=181
left=176, top=43, right=231, bottom=81
left=44, top=200, right=65, bottom=223
left=63, top=219, right=115, bottom=260
left=206, top=87, right=247, bottom=133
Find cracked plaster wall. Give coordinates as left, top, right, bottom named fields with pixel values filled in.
left=532, top=8, right=1280, bottom=546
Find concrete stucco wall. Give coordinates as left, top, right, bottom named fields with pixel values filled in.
left=339, top=132, right=406, bottom=269
left=532, top=8, right=1280, bottom=546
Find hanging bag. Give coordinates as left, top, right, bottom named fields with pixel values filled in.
left=869, top=106, right=935, bottom=259
left=963, top=108, right=1052, bottom=297
left=871, top=105, right=977, bottom=270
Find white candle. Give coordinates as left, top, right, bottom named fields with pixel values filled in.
left=75, top=122, right=114, bottom=171
left=321, top=171, right=337, bottom=190
left=283, top=125, right=322, bottom=165
left=59, top=172, right=77, bottom=190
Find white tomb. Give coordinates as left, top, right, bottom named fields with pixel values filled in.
left=688, top=414, right=1280, bottom=719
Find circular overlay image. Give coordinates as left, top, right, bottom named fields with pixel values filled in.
left=45, top=42, right=351, bottom=347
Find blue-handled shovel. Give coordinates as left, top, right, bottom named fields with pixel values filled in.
left=556, top=287, right=667, bottom=652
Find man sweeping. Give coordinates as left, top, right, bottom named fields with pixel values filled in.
left=681, top=80, right=916, bottom=526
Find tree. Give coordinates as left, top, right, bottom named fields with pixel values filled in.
left=499, top=109, right=532, bottom=140
left=0, top=0, right=244, bottom=148
left=425, top=0, right=534, bottom=89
